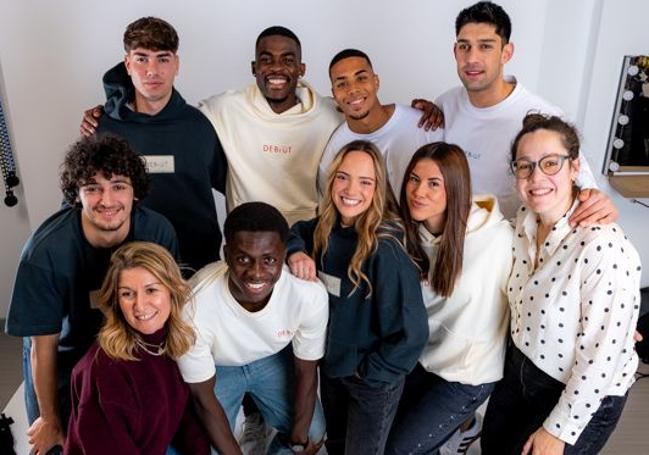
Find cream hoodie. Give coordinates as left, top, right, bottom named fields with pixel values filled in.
left=199, top=81, right=341, bottom=225
left=418, top=195, right=513, bottom=385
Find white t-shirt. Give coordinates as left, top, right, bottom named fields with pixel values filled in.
left=318, top=104, right=443, bottom=196
left=437, top=76, right=597, bottom=218
left=177, top=262, right=329, bottom=383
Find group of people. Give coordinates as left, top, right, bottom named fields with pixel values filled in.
left=5, top=2, right=643, bottom=455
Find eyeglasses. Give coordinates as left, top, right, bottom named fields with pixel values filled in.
left=510, top=154, right=572, bottom=179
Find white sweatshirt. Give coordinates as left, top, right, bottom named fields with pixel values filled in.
left=418, top=195, right=513, bottom=385
left=199, top=80, right=342, bottom=225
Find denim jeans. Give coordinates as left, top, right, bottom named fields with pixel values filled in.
left=22, top=337, right=74, bottom=455
left=482, top=344, right=628, bottom=455
left=213, top=346, right=326, bottom=455
left=384, top=363, right=494, bottom=455
left=321, top=372, right=405, bottom=455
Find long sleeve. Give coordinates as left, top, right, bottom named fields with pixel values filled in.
left=543, top=231, right=641, bottom=444
left=209, top=133, right=228, bottom=195
left=171, top=401, right=211, bottom=455
left=361, top=238, right=429, bottom=384
left=287, top=218, right=319, bottom=256
left=66, top=358, right=141, bottom=455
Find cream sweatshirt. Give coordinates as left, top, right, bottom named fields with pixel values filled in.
left=199, top=80, right=342, bottom=225
left=418, top=195, right=513, bottom=385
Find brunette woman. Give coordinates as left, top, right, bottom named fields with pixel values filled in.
left=385, top=142, right=513, bottom=454
left=481, top=114, right=642, bottom=455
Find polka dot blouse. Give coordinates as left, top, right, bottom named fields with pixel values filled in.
left=508, top=199, right=642, bottom=445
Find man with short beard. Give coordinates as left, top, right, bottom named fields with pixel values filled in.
left=5, top=136, right=177, bottom=455
left=318, top=49, right=443, bottom=196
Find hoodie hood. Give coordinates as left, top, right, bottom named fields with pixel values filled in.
left=245, top=78, right=320, bottom=120
left=419, top=193, right=505, bottom=246
left=102, top=61, right=186, bottom=123
left=466, top=194, right=506, bottom=234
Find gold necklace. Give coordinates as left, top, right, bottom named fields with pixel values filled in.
left=135, top=336, right=167, bottom=356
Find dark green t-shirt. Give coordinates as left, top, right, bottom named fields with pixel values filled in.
left=5, top=205, right=178, bottom=364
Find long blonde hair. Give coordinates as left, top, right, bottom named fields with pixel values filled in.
left=97, top=241, right=196, bottom=361
left=314, top=140, right=402, bottom=296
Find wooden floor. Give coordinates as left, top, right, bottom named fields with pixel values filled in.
left=2, top=325, right=648, bottom=454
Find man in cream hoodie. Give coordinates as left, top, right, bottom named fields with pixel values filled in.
left=199, top=26, right=341, bottom=226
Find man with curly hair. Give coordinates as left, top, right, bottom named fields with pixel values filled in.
left=5, top=135, right=178, bottom=455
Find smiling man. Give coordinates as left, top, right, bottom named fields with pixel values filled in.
left=430, top=1, right=613, bottom=222
left=177, top=202, right=329, bottom=455
left=4, top=135, right=178, bottom=455
left=420, top=4, right=616, bottom=454
left=318, top=49, right=443, bottom=196
left=84, top=17, right=227, bottom=274
left=199, top=26, right=342, bottom=226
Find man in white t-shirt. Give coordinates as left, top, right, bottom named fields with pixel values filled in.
left=415, top=1, right=617, bottom=224
left=416, top=3, right=619, bottom=454
left=178, top=202, right=329, bottom=455
left=319, top=49, right=443, bottom=197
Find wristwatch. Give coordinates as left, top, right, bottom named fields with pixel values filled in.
left=290, top=441, right=308, bottom=452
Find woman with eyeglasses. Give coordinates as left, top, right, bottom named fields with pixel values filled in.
left=65, top=242, right=209, bottom=455
left=481, top=113, right=642, bottom=455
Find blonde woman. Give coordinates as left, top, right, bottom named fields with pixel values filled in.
left=65, top=242, right=209, bottom=455
left=287, top=140, right=428, bottom=455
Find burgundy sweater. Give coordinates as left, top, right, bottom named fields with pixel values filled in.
left=64, top=329, right=209, bottom=455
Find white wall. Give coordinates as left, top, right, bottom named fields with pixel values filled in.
left=580, top=0, right=649, bottom=287
left=0, top=0, right=647, bottom=318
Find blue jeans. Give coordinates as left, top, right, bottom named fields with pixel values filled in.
left=385, top=363, right=494, bottom=455
left=22, top=337, right=70, bottom=455
left=482, top=344, right=628, bottom=455
left=321, top=372, right=405, bottom=455
left=213, top=347, right=326, bottom=455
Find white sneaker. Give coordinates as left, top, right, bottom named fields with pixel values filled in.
left=439, top=413, right=482, bottom=455
left=239, top=412, right=273, bottom=455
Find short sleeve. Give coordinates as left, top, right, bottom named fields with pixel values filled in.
left=291, top=281, right=329, bottom=361
left=176, top=300, right=217, bottom=384
left=6, top=261, right=65, bottom=336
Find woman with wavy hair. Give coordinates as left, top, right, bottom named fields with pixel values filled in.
left=384, top=142, right=513, bottom=455
left=287, top=140, right=428, bottom=455
left=65, top=242, right=209, bottom=455
left=481, top=114, right=641, bottom=455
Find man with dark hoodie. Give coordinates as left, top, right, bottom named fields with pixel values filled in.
left=90, top=17, right=227, bottom=274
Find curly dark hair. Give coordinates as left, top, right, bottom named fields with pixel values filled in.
left=60, top=135, right=149, bottom=206
left=123, top=17, right=179, bottom=53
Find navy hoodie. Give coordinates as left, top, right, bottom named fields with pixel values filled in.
left=97, top=62, right=227, bottom=273
left=288, top=218, right=428, bottom=385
